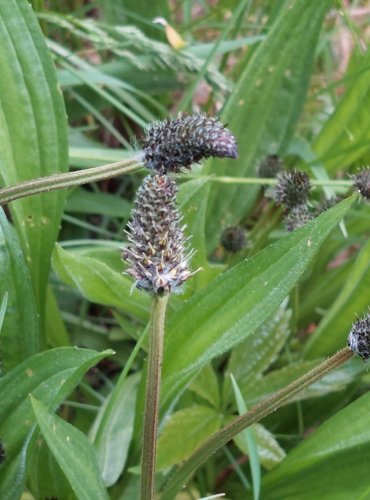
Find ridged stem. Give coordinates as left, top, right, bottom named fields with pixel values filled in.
left=0, top=158, right=141, bottom=205
left=161, top=347, right=354, bottom=500
left=141, top=293, right=170, bottom=500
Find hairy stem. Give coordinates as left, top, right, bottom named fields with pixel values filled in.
left=0, top=158, right=141, bottom=205
left=141, top=293, right=169, bottom=500
left=161, top=347, right=354, bottom=499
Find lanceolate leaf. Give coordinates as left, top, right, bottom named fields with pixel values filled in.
left=0, top=347, right=112, bottom=494
left=0, top=208, right=40, bottom=372
left=259, top=392, right=370, bottom=499
left=31, top=396, right=109, bottom=500
left=0, top=0, right=68, bottom=309
left=160, top=196, right=354, bottom=412
left=205, top=0, right=331, bottom=249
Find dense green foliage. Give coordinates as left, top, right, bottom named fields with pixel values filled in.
left=0, top=1, right=370, bottom=499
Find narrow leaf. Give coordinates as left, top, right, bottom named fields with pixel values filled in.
left=0, top=209, right=40, bottom=371
left=230, top=374, right=261, bottom=500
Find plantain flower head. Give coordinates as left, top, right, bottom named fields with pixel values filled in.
left=122, top=174, right=193, bottom=294
left=142, top=114, right=238, bottom=174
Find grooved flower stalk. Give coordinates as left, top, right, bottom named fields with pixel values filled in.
left=122, top=173, right=194, bottom=499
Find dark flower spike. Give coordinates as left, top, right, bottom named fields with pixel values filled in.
left=272, top=169, right=311, bottom=209
left=257, top=154, right=282, bottom=179
left=142, top=114, right=238, bottom=174
left=284, top=204, right=313, bottom=232
left=347, top=311, right=370, bottom=361
left=351, top=167, right=370, bottom=201
left=220, top=226, right=247, bottom=253
left=122, top=174, right=195, bottom=294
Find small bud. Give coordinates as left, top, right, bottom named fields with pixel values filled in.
left=122, top=174, right=193, bottom=294
left=315, top=195, right=342, bottom=215
left=257, top=154, right=282, bottom=179
left=142, top=114, right=238, bottom=174
left=347, top=311, right=370, bottom=360
left=284, top=204, right=313, bottom=232
left=272, top=170, right=311, bottom=209
left=351, top=168, right=370, bottom=201
left=220, top=226, right=247, bottom=253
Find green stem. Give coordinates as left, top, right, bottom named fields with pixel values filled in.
left=0, top=158, right=141, bottom=205
left=161, top=347, right=354, bottom=500
left=141, top=293, right=169, bottom=500
left=182, top=175, right=352, bottom=188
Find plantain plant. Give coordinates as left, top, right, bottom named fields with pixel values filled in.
left=0, top=1, right=370, bottom=500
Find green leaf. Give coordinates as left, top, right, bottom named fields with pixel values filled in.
left=0, top=0, right=68, bottom=308
left=28, top=440, right=75, bottom=500
left=178, top=178, right=210, bottom=284
left=224, top=302, right=291, bottom=405
left=52, top=245, right=150, bottom=321
left=30, top=396, right=109, bottom=500
left=205, top=0, right=331, bottom=249
left=160, top=197, right=355, bottom=412
left=230, top=374, right=261, bottom=500
left=0, top=347, right=112, bottom=490
left=0, top=292, right=7, bottom=332
left=156, top=406, right=222, bottom=470
left=0, top=209, right=41, bottom=371
left=242, top=359, right=361, bottom=407
left=305, top=238, right=370, bottom=358
left=233, top=423, right=286, bottom=471
left=90, top=373, right=140, bottom=487
left=313, top=47, right=370, bottom=173
left=259, top=392, right=370, bottom=499
left=66, top=188, right=131, bottom=218
left=188, top=363, right=220, bottom=409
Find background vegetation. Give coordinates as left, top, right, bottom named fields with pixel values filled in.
left=0, top=0, right=370, bottom=498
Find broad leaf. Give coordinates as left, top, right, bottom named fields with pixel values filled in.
left=0, top=0, right=68, bottom=309
left=156, top=406, right=222, bottom=470
left=31, top=396, right=109, bottom=500
left=52, top=245, right=150, bottom=321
